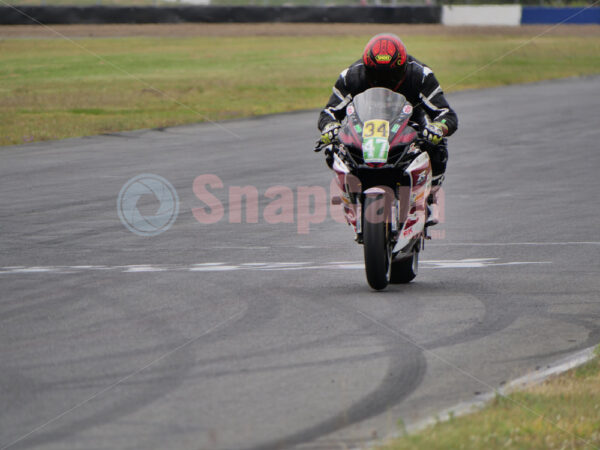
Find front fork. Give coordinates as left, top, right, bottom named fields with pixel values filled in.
left=358, top=188, right=401, bottom=246
left=332, top=172, right=405, bottom=245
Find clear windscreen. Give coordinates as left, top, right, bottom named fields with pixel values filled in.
left=352, top=88, right=409, bottom=122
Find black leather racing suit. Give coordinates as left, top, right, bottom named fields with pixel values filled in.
left=318, top=56, right=458, bottom=184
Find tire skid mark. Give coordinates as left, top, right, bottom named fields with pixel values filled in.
left=237, top=293, right=427, bottom=450
left=1, top=273, right=248, bottom=450
left=423, top=292, right=523, bottom=350
left=497, top=311, right=600, bottom=365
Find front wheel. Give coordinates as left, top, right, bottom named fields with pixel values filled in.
left=390, top=240, right=420, bottom=284
left=363, top=195, right=391, bottom=291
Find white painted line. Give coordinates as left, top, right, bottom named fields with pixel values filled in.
left=425, top=258, right=552, bottom=269
left=122, top=265, right=168, bottom=273
left=16, top=267, right=60, bottom=273
left=195, top=242, right=599, bottom=250
left=429, top=241, right=600, bottom=247
left=191, top=262, right=227, bottom=266
left=211, top=246, right=271, bottom=250
left=317, top=263, right=365, bottom=270
left=0, top=258, right=553, bottom=275
left=189, top=265, right=239, bottom=272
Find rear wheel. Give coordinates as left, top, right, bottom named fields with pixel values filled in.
left=390, top=240, right=420, bottom=284
left=363, top=195, right=391, bottom=291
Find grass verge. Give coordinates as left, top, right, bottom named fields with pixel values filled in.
left=1, top=25, right=599, bottom=146
left=382, top=347, right=600, bottom=450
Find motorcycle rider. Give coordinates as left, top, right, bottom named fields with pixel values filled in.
left=316, top=33, right=458, bottom=225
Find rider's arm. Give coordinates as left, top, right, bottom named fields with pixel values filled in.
left=418, top=71, right=458, bottom=137
left=317, top=65, right=358, bottom=132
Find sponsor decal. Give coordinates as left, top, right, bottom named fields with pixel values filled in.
left=347, top=105, right=355, bottom=115
left=391, top=123, right=400, bottom=133
left=403, top=105, right=413, bottom=115
left=375, top=54, right=392, bottom=63
left=354, top=124, right=363, bottom=133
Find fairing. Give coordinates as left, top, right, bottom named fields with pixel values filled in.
left=338, top=88, right=417, bottom=164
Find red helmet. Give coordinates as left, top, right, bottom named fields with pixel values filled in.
left=362, top=33, right=408, bottom=88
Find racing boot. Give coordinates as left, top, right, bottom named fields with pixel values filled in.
left=426, top=176, right=443, bottom=227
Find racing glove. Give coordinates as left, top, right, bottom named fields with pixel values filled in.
left=423, top=121, right=449, bottom=146
left=319, top=122, right=341, bottom=146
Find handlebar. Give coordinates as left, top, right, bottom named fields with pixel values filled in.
left=314, top=140, right=339, bottom=153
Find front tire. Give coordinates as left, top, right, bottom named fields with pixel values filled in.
left=363, top=195, right=391, bottom=291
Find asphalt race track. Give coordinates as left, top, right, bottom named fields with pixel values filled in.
left=1, top=76, right=599, bottom=450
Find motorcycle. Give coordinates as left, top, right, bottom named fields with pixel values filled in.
left=316, top=88, right=433, bottom=291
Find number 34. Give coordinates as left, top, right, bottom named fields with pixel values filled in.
left=362, top=120, right=389, bottom=138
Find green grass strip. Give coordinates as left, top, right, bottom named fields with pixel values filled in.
left=1, top=33, right=599, bottom=146
left=382, top=347, right=600, bottom=450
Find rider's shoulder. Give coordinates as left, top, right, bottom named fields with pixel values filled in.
left=337, top=59, right=367, bottom=86
left=406, top=55, right=435, bottom=80
left=341, top=59, right=365, bottom=77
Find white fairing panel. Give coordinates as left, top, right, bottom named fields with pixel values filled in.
left=393, top=152, right=432, bottom=254
left=333, top=153, right=350, bottom=174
